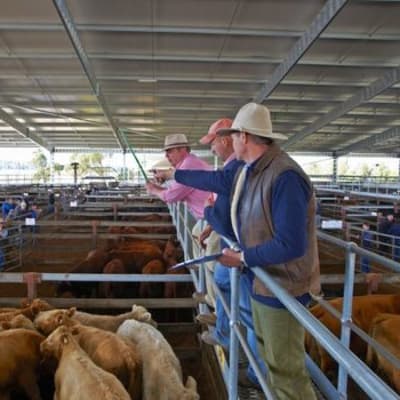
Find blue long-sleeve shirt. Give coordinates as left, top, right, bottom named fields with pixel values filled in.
left=236, top=167, right=312, bottom=307
left=242, top=169, right=311, bottom=268
left=174, top=159, right=243, bottom=248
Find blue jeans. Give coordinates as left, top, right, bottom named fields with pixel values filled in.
left=361, top=256, right=370, bottom=272
left=212, top=263, right=267, bottom=384
left=213, top=262, right=231, bottom=348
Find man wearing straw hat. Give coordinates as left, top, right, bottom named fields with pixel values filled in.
left=218, top=102, right=320, bottom=399
left=146, top=134, right=219, bottom=302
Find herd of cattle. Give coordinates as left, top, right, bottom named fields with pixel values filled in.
left=56, top=228, right=188, bottom=300
left=305, top=294, right=400, bottom=393
left=1, top=294, right=398, bottom=398
left=0, top=298, right=200, bottom=399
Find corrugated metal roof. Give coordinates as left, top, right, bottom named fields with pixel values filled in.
left=0, top=0, right=399, bottom=156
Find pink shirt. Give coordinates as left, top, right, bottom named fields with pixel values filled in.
left=159, top=153, right=212, bottom=220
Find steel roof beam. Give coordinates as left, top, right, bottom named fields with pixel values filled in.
left=283, top=67, right=400, bottom=149
left=336, top=126, right=400, bottom=156
left=0, top=108, right=51, bottom=150
left=1, top=22, right=400, bottom=41
left=52, top=0, right=125, bottom=151
left=253, top=0, right=348, bottom=103
left=4, top=52, right=395, bottom=69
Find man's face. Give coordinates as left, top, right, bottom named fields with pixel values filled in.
left=210, top=136, right=225, bottom=158
left=165, top=147, right=186, bottom=167
left=231, top=131, right=245, bottom=160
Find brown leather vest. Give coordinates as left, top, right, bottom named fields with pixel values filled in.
left=232, top=143, right=321, bottom=297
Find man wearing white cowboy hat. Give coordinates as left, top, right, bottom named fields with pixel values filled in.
left=217, top=102, right=320, bottom=399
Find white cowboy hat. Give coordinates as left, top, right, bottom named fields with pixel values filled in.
left=217, top=102, right=288, bottom=141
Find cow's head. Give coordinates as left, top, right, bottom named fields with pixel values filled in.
left=40, top=325, right=79, bottom=360
left=34, top=307, right=76, bottom=335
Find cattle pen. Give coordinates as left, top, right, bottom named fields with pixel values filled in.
left=0, top=191, right=400, bottom=399
left=2, top=0, right=400, bottom=398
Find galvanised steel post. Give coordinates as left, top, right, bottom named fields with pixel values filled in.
left=228, top=267, right=240, bottom=400
left=337, top=243, right=356, bottom=398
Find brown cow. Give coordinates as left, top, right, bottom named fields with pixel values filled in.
left=367, top=313, right=400, bottom=393
left=0, top=298, right=52, bottom=324
left=162, top=237, right=191, bottom=300
left=56, top=248, right=111, bottom=297
left=98, top=258, right=129, bottom=298
left=306, top=294, right=400, bottom=376
left=0, top=328, right=45, bottom=400
left=139, top=259, right=167, bottom=298
left=110, top=239, right=164, bottom=274
left=41, top=326, right=131, bottom=400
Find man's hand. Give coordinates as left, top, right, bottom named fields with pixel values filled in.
left=145, top=181, right=163, bottom=196
left=218, top=248, right=242, bottom=268
left=153, top=168, right=175, bottom=183
left=204, top=194, right=215, bottom=208
left=199, top=224, right=213, bottom=249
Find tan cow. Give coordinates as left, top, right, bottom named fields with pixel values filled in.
left=367, top=313, right=400, bottom=393
left=0, top=328, right=45, bottom=400
left=40, top=326, right=131, bottom=400
left=1, top=314, right=36, bottom=331
left=0, top=298, right=52, bottom=324
left=117, top=319, right=199, bottom=400
left=36, top=309, right=142, bottom=399
left=35, top=304, right=156, bottom=334
left=306, top=294, right=400, bottom=375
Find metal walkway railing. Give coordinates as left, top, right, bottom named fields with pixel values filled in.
left=170, top=201, right=400, bottom=400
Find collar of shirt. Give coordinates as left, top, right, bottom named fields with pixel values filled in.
left=223, top=152, right=236, bottom=167
left=246, top=155, right=262, bottom=171
left=175, top=153, right=190, bottom=169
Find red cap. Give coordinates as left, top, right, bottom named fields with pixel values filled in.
left=199, top=118, right=233, bottom=145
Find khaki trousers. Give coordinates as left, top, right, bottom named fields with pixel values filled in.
left=192, top=221, right=220, bottom=308
left=251, top=299, right=317, bottom=400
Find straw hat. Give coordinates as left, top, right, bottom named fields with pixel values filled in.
left=163, top=134, right=190, bottom=150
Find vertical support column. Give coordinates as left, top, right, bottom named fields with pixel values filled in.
left=70, top=162, right=79, bottom=187
left=398, top=154, right=400, bottom=184
left=332, top=151, right=338, bottom=184
left=123, top=150, right=127, bottom=180
left=23, top=273, right=41, bottom=300
left=49, top=148, right=55, bottom=184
